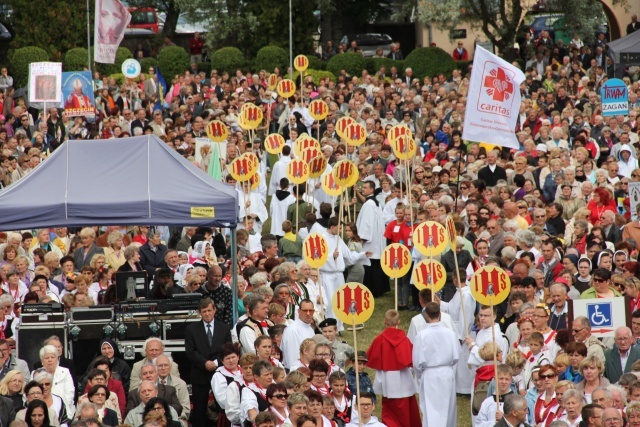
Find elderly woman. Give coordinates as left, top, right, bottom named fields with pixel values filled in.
left=87, top=384, right=119, bottom=426
left=72, top=228, right=104, bottom=268
left=276, top=262, right=308, bottom=307
left=265, top=382, right=289, bottom=425
left=575, top=355, right=610, bottom=402
left=628, top=401, right=640, bottom=427
left=103, top=231, right=126, bottom=270
left=564, top=208, right=592, bottom=247
left=16, top=381, right=59, bottom=426
left=32, top=370, right=70, bottom=427
left=34, top=345, right=75, bottom=419
left=625, top=277, right=640, bottom=313
left=0, top=370, right=25, bottom=411
left=587, top=187, right=617, bottom=226
left=273, top=284, right=295, bottom=320
left=117, top=245, right=143, bottom=272
left=557, top=389, right=585, bottom=426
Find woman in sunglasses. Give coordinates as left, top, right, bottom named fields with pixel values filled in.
left=266, top=383, right=289, bottom=425
left=580, top=268, right=621, bottom=299
left=533, top=365, right=559, bottom=427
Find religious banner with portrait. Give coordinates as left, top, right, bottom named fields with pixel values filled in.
left=29, top=62, right=62, bottom=104
left=94, top=0, right=131, bottom=64
left=61, top=71, right=96, bottom=119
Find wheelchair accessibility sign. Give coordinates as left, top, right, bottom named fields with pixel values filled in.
left=571, top=297, right=628, bottom=338
left=587, top=303, right=612, bottom=328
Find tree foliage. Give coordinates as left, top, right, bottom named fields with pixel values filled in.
left=404, top=47, right=457, bottom=79
left=176, top=0, right=317, bottom=57
left=157, top=45, right=190, bottom=80
left=10, top=46, right=50, bottom=88
left=395, top=0, right=623, bottom=59
left=326, top=53, right=367, bottom=77
left=8, top=0, right=92, bottom=60
left=211, top=47, right=246, bottom=74
left=254, top=46, right=289, bottom=73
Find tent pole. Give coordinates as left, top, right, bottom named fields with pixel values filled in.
left=230, top=228, right=238, bottom=324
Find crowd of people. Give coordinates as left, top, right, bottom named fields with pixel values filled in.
left=1, top=12, right=640, bottom=427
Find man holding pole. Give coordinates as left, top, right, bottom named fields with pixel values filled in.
left=413, top=302, right=459, bottom=427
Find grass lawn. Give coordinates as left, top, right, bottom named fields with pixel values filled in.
left=262, top=172, right=472, bottom=425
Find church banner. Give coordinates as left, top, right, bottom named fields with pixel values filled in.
left=94, top=0, right=131, bottom=64
left=29, top=62, right=62, bottom=104
left=462, top=45, right=525, bottom=149
left=62, top=71, right=96, bottom=119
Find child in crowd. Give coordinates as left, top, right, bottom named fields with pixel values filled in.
left=476, top=364, right=515, bottom=427
left=524, top=331, right=551, bottom=389
left=555, top=353, right=570, bottom=381
left=345, top=351, right=374, bottom=403
left=329, top=371, right=353, bottom=425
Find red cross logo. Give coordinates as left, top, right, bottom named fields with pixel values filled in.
left=483, top=67, right=514, bottom=102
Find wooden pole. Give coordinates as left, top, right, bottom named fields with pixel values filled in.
left=352, top=311, right=362, bottom=427
left=317, top=269, right=324, bottom=317
left=394, top=277, right=398, bottom=311
left=491, top=295, right=499, bottom=408
left=450, top=227, right=469, bottom=339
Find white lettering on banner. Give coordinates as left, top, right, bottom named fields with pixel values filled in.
left=602, top=103, right=628, bottom=111
left=462, top=46, right=525, bottom=149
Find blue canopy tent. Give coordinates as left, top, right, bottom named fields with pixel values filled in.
left=0, top=135, right=241, bottom=317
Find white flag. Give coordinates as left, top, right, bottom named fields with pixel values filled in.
left=462, top=46, right=525, bottom=149
left=94, top=0, right=131, bottom=64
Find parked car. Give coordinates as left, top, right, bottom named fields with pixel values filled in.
left=339, top=33, right=393, bottom=57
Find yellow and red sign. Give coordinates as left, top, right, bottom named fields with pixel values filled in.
left=332, top=160, right=358, bottom=187
left=412, top=221, right=448, bottom=257
left=294, top=55, right=309, bottom=72
left=413, top=259, right=447, bottom=291
left=309, top=99, right=329, bottom=121
left=322, top=172, right=342, bottom=196
left=387, top=124, right=412, bottom=144
left=391, top=134, right=416, bottom=160
left=249, top=171, right=260, bottom=191
left=205, top=120, right=228, bottom=143
left=240, top=103, right=263, bottom=129
left=470, top=266, right=511, bottom=306
left=229, top=153, right=259, bottom=182
left=344, top=122, right=367, bottom=146
left=336, top=117, right=355, bottom=139
left=294, top=134, right=320, bottom=158
left=332, top=283, right=375, bottom=325
left=268, top=74, right=278, bottom=90
left=309, top=156, right=327, bottom=179
left=381, top=244, right=412, bottom=278
left=446, top=216, right=457, bottom=245
left=301, top=146, right=322, bottom=164
left=286, top=159, right=310, bottom=185
left=303, top=233, right=329, bottom=269
left=264, top=133, right=285, bottom=155
left=277, top=79, right=297, bottom=98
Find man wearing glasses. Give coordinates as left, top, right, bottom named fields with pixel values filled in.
left=280, top=300, right=315, bottom=369
left=571, top=316, right=606, bottom=364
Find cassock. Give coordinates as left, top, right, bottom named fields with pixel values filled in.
left=413, top=322, right=459, bottom=427
left=269, top=190, right=296, bottom=237
left=320, top=231, right=369, bottom=331
left=237, top=189, right=268, bottom=235
left=268, top=156, right=292, bottom=195
left=367, top=327, right=421, bottom=427
left=357, top=196, right=387, bottom=297
left=407, top=310, right=455, bottom=343
left=281, top=318, right=315, bottom=368
left=440, top=285, right=476, bottom=394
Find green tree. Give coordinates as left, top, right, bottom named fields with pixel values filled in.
left=393, top=0, right=623, bottom=60
left=9, top=0, right=92, bottom=60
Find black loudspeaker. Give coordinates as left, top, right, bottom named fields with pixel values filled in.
left=17, top=323, right=67, bottom=371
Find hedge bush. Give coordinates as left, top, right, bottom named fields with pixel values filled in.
left=403, top=47, right=457, bottom=80
left=157, top=45, right=190, bottom=80
left=253, top=46, right=288, bottom=73
left=10, top=46, right=50, bottom=88
left=326, top=53, right=366, bottom=78
left=365, top=57, right=404, bottom=75
left=211, top=47, right=246, bottom=75
left=293, top=69, right=337, bottom=85
left=139, top=57, right=157, bottom=74
left=197, top=62, right=211, bottom=76
left=109, top=73, right=151, bottom=86
left=454, top=60, right=472, bottom=75
left=92, top=47, right=133, bottom=76
left=307, top=55, right=324, bottom=71
left=63, top=48, right=89, bottom=71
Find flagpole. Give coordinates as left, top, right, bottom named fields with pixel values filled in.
left=87, top=0, right=92, bottom=74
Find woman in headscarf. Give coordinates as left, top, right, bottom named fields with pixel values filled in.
left=189, top=241, right=217, bottom=271
left=94, top=338, right=131, bottom=392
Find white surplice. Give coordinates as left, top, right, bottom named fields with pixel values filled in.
left=237, top=189, right=268, bottom=234
left=407, top=310, right=455, bottom=343
left=281, top=318, right=315, bottom=369
left=413, top=322, right=460, bottom=427
left=268, top=155, right=292, bottom=195
left=356, top=198, right=385, bottom=259
left=269, top=190, right=296, bottom=237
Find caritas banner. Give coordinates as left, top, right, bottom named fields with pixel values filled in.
left=61, top=71, right=96, bottom=119
left=462, top=45, right=525, bottom=149
left=94, top=0, right=131, bottom=64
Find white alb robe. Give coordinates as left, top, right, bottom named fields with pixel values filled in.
left=413, top=322, right=459, bottom=427
left=407, top=310, right=454, bottom=343
left=281, top=318, right=315, bottom=368
left=475, top=397, right=504, bottom=427
left=268, top=155, right=292, bottom=195
left=237, top=190, right=268, bottom=234
left=357, top=198, right=385, bottom=259
left=269, top=191, right=296, bottom=237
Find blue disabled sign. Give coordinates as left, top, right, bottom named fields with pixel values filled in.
left=586, top=302, right=613, bottom=328
left=601, top=78, right=628, bottom=117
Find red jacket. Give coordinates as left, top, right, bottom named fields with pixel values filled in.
left=453, top=48, right=468, bottom=61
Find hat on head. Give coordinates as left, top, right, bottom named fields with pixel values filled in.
left=536, top=143, right=548, bottom=153
left=432, top=166, right=442, bottom=173
left=156, top=268, right=173, bottom=278
left=348, top=350, right=368, bottom=362
left=318, top=318, right=337, bottom=329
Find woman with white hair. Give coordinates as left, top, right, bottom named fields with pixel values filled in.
left=32, top=370, right=71, bottom=426
left=34, top=345, right=75, bottom=420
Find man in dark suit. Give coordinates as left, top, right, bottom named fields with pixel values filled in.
left=628, top=14, right=639, bottom=34
left=126, top=362, right=182, bottom=415
left=601, top=210, right=622, bottom=245
left=130, top=108, right=149, bottom=134
left=604, top=326, right=640, bottom=384
left=477, top=150, right=507, bottom=187
left=495, top=394, right=530, bottom=427
left=185, top=297, right=232, bottom=427
left=0, top=394, right=14, bottom=427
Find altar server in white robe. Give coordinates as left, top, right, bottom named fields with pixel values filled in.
left=356, top=181, right=387, bottom=298
left=269, top=145, right=293, bottom=195
left=439, top=267, right=477, bottom=394
left=269, top=177, right=296, bottom=238
left=475, top=364, right=515, bottom=427
left=413, top=302, right=459, bottom=427
left=237, top=181, right=268, bottom=235
left=407, top=288, right=455, bottom=343
left=320, top=217, right=371, bottom=331
left=309, top=164, right=334, bottom=207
